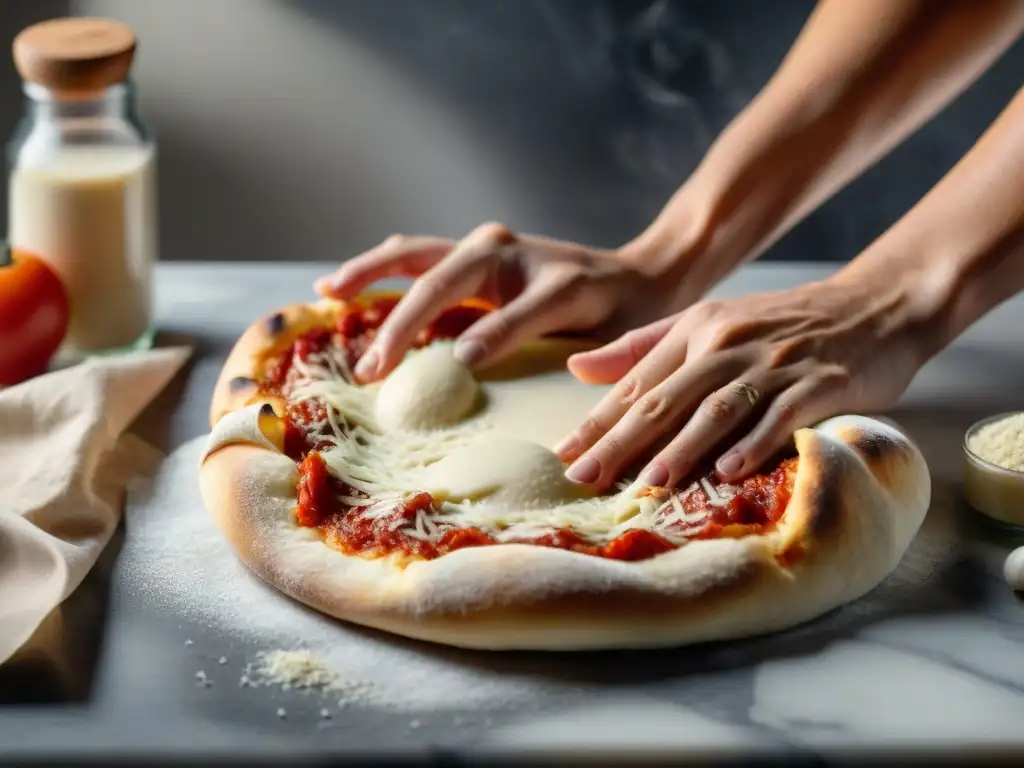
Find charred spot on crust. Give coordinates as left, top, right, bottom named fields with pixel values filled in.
left=259, top=402, right=276, bottom=417
left=849, top=427, right=887, bottom=460
left=266, top=312, right=286, bottom=335
left=806, top=475, right=842, bottom=540
left=229, top=375, right=257, bottom=393
left=797, top=436, right=844, bottom=541
left=843, top=426, right=909, bottom=488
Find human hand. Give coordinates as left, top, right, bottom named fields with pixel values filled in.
left=314, top=224, right=672, bottom=382
left=555, top=272, right=935, bottom=490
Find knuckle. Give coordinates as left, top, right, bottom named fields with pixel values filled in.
left=688, top=299, right=720, bottom=324
left=612, top=375, right=644, bottom=408
left=817, top=366, right=853, bottom=392
left=769, top=338, right=805, bottom=369
left=634, top=390, right=670, bottom=422
left=700, top=394, right=736, bottom=423
left=596, top=432, right=626, bottom=460
left=472, top=221, right=517, bottom=247
left=658, top=440, right=691, bottom=472
left=708, top=320, right=754, bottom=351
left=772, top=399, right=801, bottom=429
left=577, top=416, right=609, bottom=444
left=383, top=233, right=407, bottom=250
left=411, top=278, right=446, bottom=305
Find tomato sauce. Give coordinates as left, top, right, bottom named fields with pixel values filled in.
left=261, top=296, right=798, bottom=563
left=302, top=453, right=796, bottom=562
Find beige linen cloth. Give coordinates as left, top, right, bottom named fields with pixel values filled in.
left=0, top=347, right=190, bottom=665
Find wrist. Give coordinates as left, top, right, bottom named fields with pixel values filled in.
left=830, top=246, right=962, bottom=363
left=620, top=94, right=840, bottom=299
left=616, top=184, right=722, bottom=306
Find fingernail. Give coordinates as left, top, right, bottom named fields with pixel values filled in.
left=454, top=338, right=486, bottom=366
left=355, top=349, right=379, bottom=382
left=716, top=453, right=744, bottom=476
left=640, top=463, right=669, bottom=488
left=565, top=456, right=601, bottom=485
left=314, top=276, right=342, bottom=295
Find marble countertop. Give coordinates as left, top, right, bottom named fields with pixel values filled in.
left=2, top=262, right=1023, bottom=763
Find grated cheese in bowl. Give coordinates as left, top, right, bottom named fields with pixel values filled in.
left=967, top=412, right=1024, bottom=473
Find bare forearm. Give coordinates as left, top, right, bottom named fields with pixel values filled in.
left=841, top=85, right=1024, bottom=356
left=626, top=0, right=1024, bottom=301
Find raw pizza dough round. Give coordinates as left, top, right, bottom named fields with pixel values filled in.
left=418, top=438, right=595, bottom=510
left=200, top=298, right=932, bottom=651
left=374, top=342, right=480, bottom=431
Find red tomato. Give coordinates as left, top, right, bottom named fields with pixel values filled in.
left=0, top=246, right=70, bottom=386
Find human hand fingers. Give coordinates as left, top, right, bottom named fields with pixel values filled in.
left=713, top=368, right=851, bottom=481
left=354, top=224, right=512, bottom=381
left=565, top=314, right=679, bottom=385
left=636, top=372, right=776, bottom=488
left=554, top=317, right=688, bottom=464
left=562, top=352, right=747, bottom=490
left=451, top=269, right=590, bottom=368
left=313, top=235, right=453, bottom=299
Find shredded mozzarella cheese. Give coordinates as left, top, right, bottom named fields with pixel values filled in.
left=283, top=341, right=741, bottom=544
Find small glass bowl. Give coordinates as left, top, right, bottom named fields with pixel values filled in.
left=963, top=412, right=1024, bottom=531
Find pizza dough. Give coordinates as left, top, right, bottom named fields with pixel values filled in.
left=374, top=342, right=480, bottom=432
left=201, top=299, right=933, bottom=651
left=418, top=438, right=594, bottom=510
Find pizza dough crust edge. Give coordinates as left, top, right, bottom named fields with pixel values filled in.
left=208, top=292, right=417, bottom=427
left=199, top=409, right=929, bottom=650
left=199, top=298, right=932, bottom=650
left=209, top=299, right=339, bottom=426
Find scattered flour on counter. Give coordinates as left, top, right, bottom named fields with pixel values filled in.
left=121, top=437, right=566, bottom=712
left=248, top=650, right=342, bottom=691
left=243, top=649, right=381, bottom=708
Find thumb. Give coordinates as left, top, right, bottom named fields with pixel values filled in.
left=567, top=315, right=677, bottom=385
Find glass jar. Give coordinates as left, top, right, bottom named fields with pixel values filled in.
left=7, top=18, right=157, bottom=358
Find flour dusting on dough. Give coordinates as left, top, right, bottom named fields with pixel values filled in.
left=124, top=437, right=577, bottom=711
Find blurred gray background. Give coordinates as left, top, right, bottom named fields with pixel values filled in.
left=1, top=0, right=1022, bottom=263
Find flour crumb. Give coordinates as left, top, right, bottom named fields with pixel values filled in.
left=320, top=708, right=331, bottom=719
left=218, top=656, right=228, bottom=665
left=194, top=670, right=212, bottom=688
left=245, top=649, right=380, bottom=706
left=276, top=707, right=287, bottom=719
left=184, top=639, right=193, bottom=646
left=409, top=720, right=421, bottom=730
left=249, top=649, right=340, bottom=691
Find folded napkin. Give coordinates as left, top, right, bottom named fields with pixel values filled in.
left=0, top=347, right=190, bottom=665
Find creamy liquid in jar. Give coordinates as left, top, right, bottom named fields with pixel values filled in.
left=9, top=144, right=157, bottom=354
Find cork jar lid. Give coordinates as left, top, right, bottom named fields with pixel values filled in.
left=13, top=17, right=136, bottom=94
